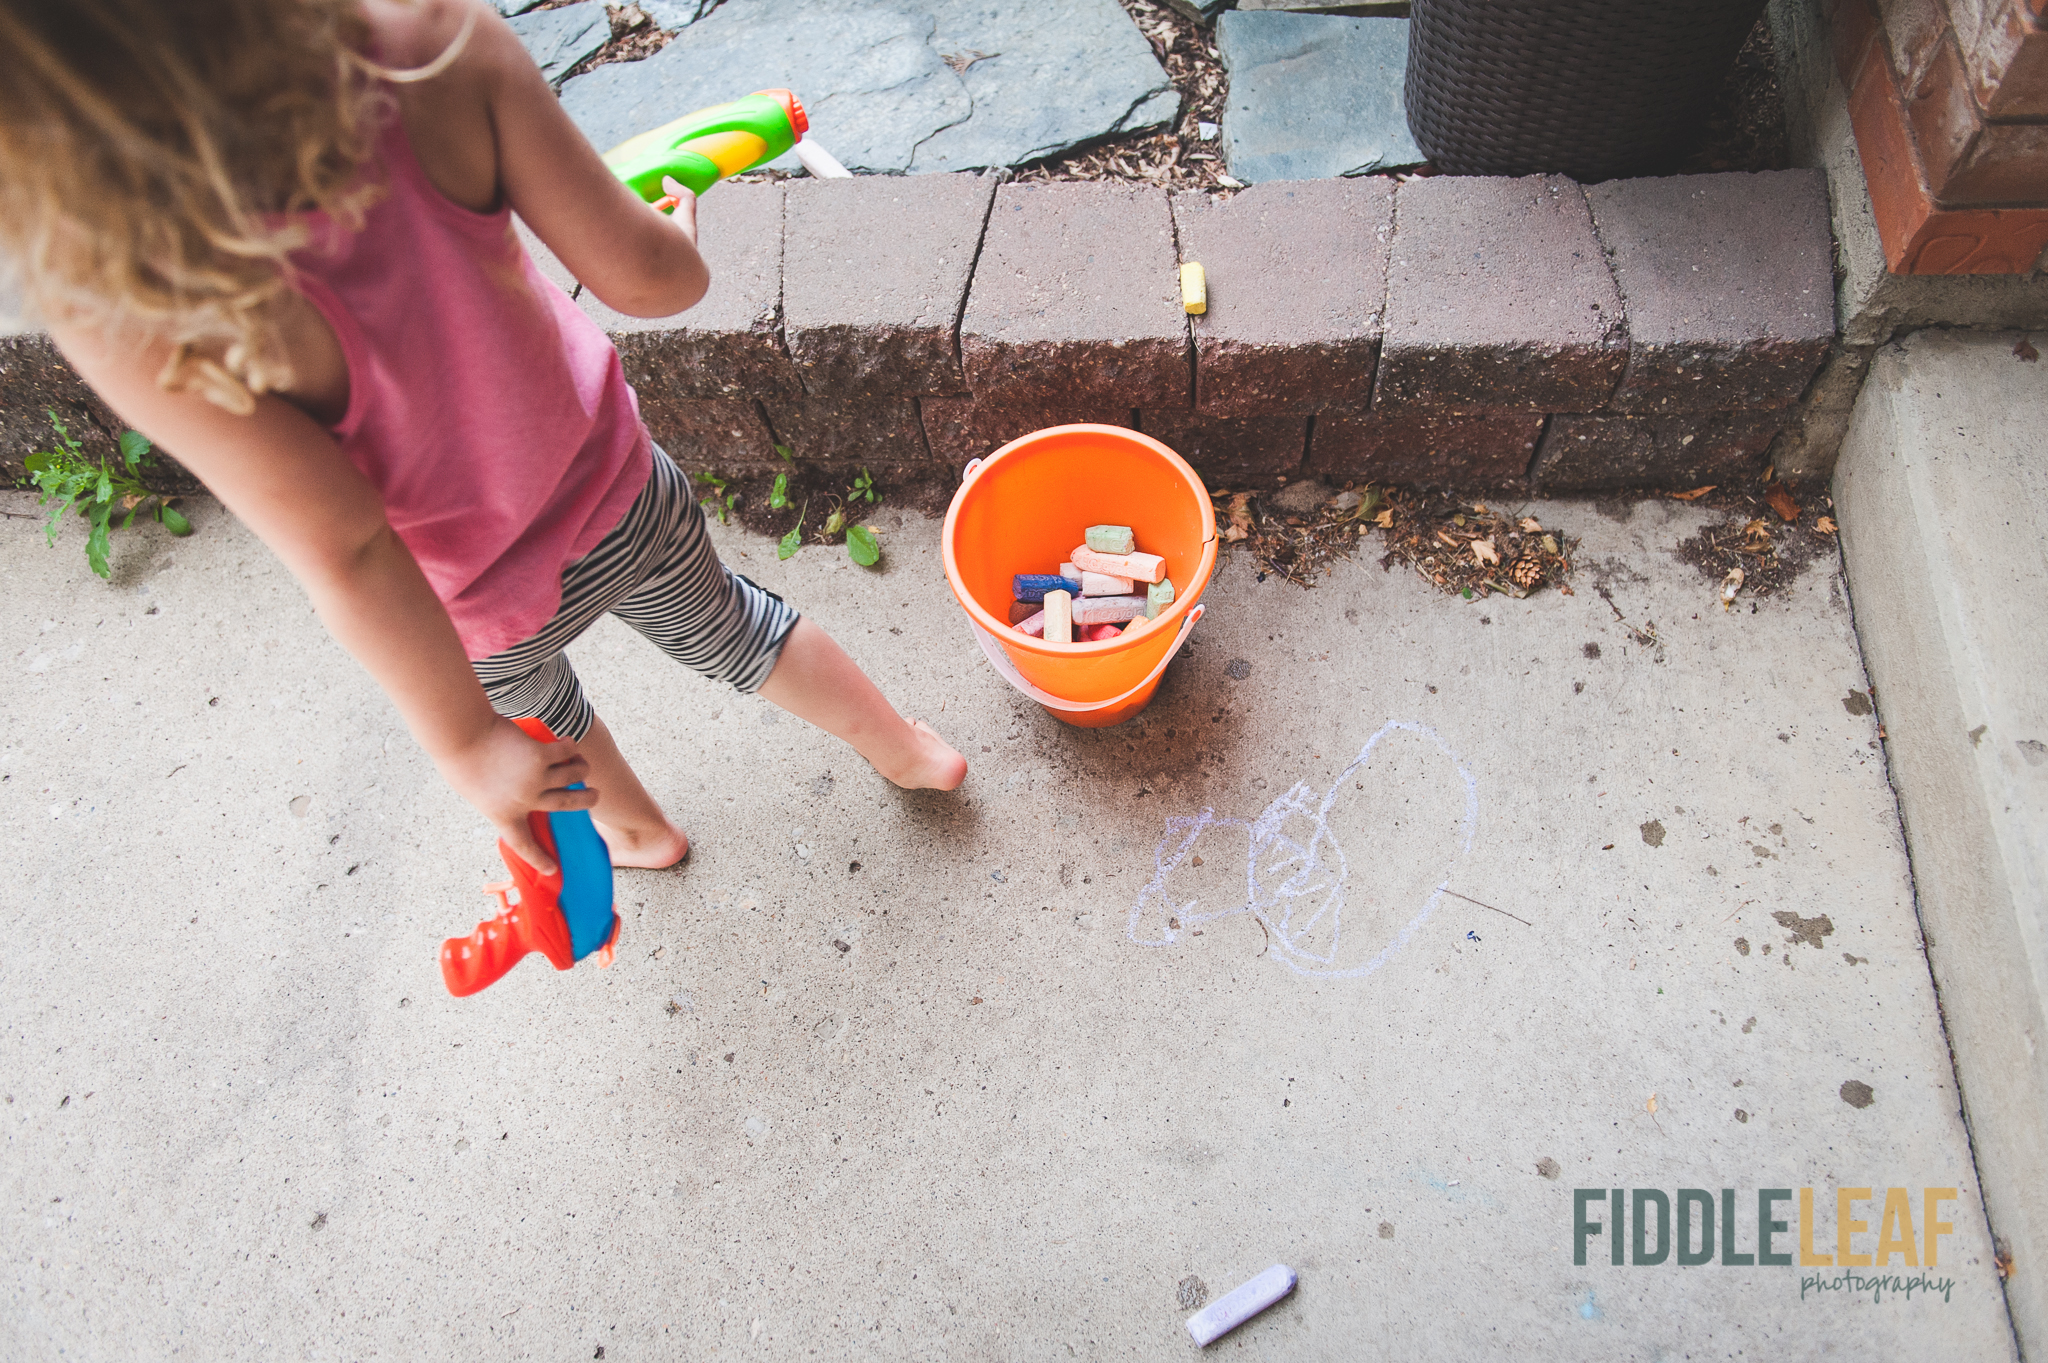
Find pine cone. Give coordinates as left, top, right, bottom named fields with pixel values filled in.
left=1510, top=555, right=1544, bottom=589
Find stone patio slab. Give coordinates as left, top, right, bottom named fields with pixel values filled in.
left=1217, top=11, right=1425, bottom=183
left=559, top=0, right=1175, bottom=175
left=508, top=1, right=610, bottom=87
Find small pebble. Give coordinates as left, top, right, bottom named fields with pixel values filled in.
left=1085, top=525, right=1136, bottom=554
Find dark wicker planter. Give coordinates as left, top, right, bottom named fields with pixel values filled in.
left=1404, top=0, right=1769, bottom=181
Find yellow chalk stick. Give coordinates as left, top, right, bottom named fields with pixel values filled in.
left=1181, top=262, right=1207, bottom=315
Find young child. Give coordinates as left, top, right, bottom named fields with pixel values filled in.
left=0, top=0, right=967, bottom=876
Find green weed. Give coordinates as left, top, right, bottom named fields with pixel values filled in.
left=23, top=412, right=191, bottom=579
left=694, top=470, right=737, bottom=523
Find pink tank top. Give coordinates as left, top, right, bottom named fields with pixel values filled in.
left=292, top=113, right=651, bottom=658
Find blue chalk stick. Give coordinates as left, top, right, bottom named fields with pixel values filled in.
left=1014, top=574, right=1082, bottom=603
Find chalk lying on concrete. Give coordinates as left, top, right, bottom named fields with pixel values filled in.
left=1080, top=569, right=1135, bottom=597
left=1015, top=573, right=1081, bottom=603
left=1072, top=544, right=1166, bottom=584
left=1071, top=594, right=1146, bottom=625
left=1085, top=524, right=1136, bottom=554
left=1186, top=1264, right=1296, bottom=1346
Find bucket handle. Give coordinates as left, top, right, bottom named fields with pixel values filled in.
left=967, top=604, right=1205, bottom=714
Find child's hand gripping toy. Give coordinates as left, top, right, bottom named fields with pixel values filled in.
left=602, top=87, right=851, bottom=212
left=439, top=718, right=620, bottom=997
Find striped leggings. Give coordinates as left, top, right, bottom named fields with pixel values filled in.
left=471, top=446, right=799, bottom=741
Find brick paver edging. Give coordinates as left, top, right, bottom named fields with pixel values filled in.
left=1, top=168, right=1840, bottom=496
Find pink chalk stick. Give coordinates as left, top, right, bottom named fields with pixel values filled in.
left=1014, top=610, right=1046, bottom=637
left=1071, top=544, right=1166, bottom=584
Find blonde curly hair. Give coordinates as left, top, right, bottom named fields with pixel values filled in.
left=0, top=0, right=470, bottom=413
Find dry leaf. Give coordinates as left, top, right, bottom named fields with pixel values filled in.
left=1647, top=1093, right=1659, bottom=1114
left=1766, top=486, right=1800, bottom=522
left=1815, top=516, right=1838, bottom=534
left=1374, top=508, right=1394, bottom=529
left=2016, top=338, right=2040, bottom=363
left=1720, top=566, right=1745, bottom=610
left=1222, top=491, right=1254, bottom=543
left=1471, top=538, right=1500, bottom=566
left=1668, top=485, right=1716, bottom=501
left=941, top=49, right=997, bottom=74
left=1518, top=517, right=1542, bottom=532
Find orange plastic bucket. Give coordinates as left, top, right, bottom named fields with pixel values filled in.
left=941, top=424, right=1218, bottom=728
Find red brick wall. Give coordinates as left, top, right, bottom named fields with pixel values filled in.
left=1837, top=0, right=2048, bottom=272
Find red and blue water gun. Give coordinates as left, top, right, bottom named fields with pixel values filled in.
left=439, top=718, right=618, bottom=996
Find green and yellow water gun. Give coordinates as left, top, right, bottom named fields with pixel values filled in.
left=603, top=87, right=850, bottom=209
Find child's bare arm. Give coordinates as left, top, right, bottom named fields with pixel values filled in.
left=46, top=323, right=597, bottom=873
left=409, top=0, right=712, bottom=317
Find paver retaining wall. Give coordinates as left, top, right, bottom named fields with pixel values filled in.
left=1, top=167, right=1842, bottom=495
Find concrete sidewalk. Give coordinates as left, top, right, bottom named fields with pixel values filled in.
left=0, top=487, right=2017, bottom=1358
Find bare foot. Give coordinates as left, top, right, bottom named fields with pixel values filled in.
left=878, top=719, right=968, bottom=791
left=594, top=818, right=691, bottom=869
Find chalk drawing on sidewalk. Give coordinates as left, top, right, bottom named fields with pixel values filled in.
left=1127, top=721, right=1478, bottom=979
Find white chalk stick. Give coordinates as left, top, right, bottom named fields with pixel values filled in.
left=1080, top=569, right=1135, bottom=596
left=1070, top=594, right=1146, bottom=625
left=1186, top=1264, right=1296, bottom=1346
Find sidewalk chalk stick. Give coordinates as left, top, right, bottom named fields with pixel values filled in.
left=1085, top=524, right=1136, bottom=554
left=1015, top=610, right=1045, bottom=637
left=1070, top=594, right=1146, bottom=625
left=1083, top=622, right=1123, bottom=642
left=1072, top=544, right=1166, bottom=584
left=1122, top=614, right=1154, bottom=636
left=1008, top=600, right=1038, bottom=625
left=1081, top=570, right=1136, bottom=596
left=1060, top=561, right=1083, bottom=583
left=1181, top=262, right=1207, bottom=316
left=1015, top=573, right=1081, bottom=603
left=1043, top=589, right=1073, bottom=644
left=1146, top=577, right=1175, bottom=618
left=1186, top=1264, right=1295, bottom=1346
